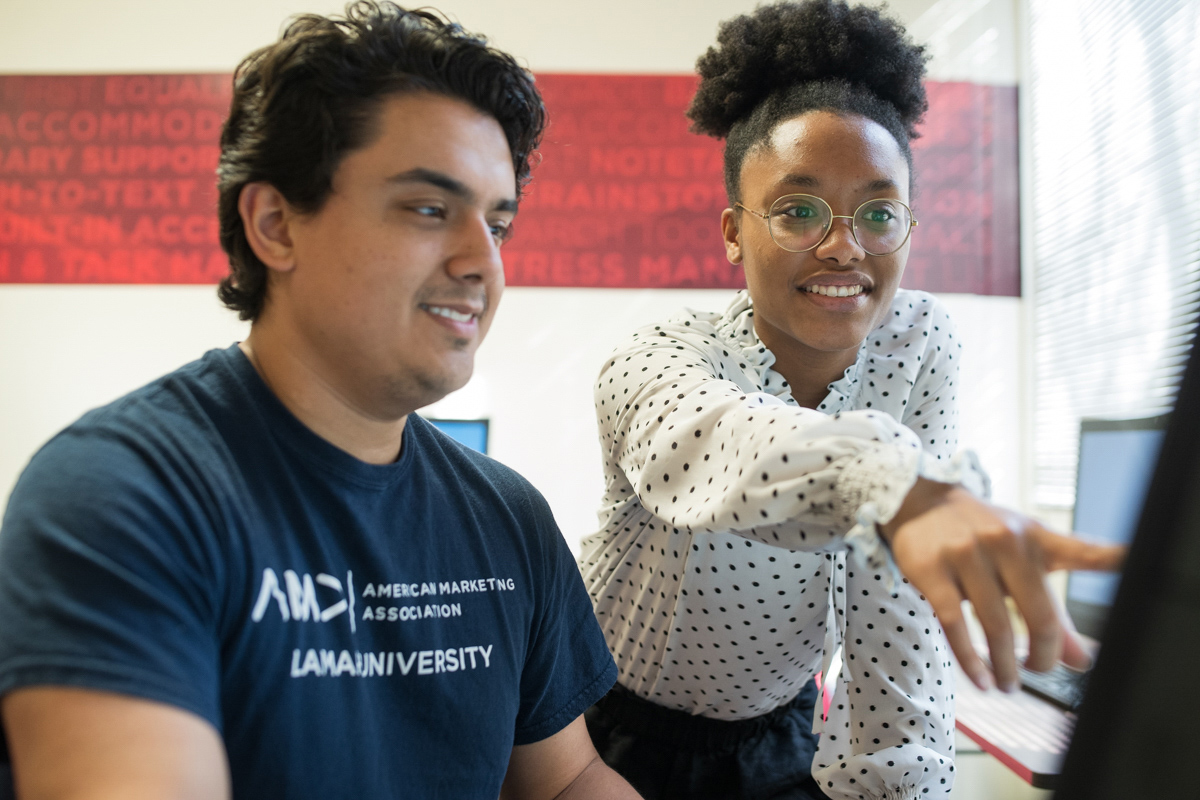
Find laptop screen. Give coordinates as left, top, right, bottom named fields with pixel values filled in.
left=1066, top=417, right=1167, bottom=638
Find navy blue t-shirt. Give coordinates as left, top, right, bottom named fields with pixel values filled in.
left=0, top=346, right=616, bottom=798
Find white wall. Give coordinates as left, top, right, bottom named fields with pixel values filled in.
left=0, top=284, right=1020, bottom=544
left=0, top=0, right=1017, bottom=79
left=426, top=290, right=1021, bottom=544
left=0, top=0, right=1026, bottom=549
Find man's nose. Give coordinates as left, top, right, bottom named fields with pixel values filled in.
left=447, top=215, right=505, bottom=283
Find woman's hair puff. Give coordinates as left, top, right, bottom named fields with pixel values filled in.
left=687, top=0, right=929, bottom=200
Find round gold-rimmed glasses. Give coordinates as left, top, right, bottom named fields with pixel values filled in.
left=735, top=193, right=918, bottom=256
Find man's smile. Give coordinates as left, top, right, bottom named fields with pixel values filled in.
left=420, top=303, right=479, bottom=323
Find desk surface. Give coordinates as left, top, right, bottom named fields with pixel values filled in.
left=952, top=664, right=1076, bottom=790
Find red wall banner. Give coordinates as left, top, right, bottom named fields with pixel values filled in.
left=0, top=73, right=1018, bottom=295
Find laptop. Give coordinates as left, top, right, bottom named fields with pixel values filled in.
left=952, top=413, right=1171, bottom=787
left=1017, top=415, right=1168, bottom=710
left=1055, top=333, right=1200, bottom=797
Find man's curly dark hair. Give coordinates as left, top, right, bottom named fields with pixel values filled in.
left=216, top=1, right=546, bottom=321
left=686, top=0, right=929, bottom=202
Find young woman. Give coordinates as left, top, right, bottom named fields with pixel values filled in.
left=579, top=2, right=1120, bottom=799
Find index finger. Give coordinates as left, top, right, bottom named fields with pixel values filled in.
left=1036, top=528, right=1127, bottom=573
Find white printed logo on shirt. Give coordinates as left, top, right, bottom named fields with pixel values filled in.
left=249, top=568, right=515, bottom=680
left=250, top=568, right=356, bottom=632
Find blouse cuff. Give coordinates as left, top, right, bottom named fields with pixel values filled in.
left=840, top=448, right=993, bottom=580
left=836, top=444, right=922, bottom=573
left=813, top=744, right=956, bottom=800
left=917, top=448, right=992, bottom=500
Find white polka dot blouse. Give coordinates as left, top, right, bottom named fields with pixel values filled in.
left=580, top=288, right=988, bottom=800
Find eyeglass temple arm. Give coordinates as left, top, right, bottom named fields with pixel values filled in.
left=733, top=203, right=770, bottom=220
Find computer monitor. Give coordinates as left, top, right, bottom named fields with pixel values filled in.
left=1066, top=416, right=1168, bottom=639
left=427, top=418, right=489, bottom=454
left=1055, top=334, right=1200, bottom=798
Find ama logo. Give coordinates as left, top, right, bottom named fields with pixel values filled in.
left=251, top=568, right=357, bottom=633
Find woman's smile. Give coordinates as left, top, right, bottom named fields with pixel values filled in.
left=798, top=270, right=874, bottom=311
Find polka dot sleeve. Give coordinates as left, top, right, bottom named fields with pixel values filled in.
left=812, top=571, right=956, bottom=800
left=594, top=312, right=923, bottom=550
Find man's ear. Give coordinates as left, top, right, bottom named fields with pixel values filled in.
left=238, top=182, right=298, bottom=273
left=721, top=207, right=743, bottom=265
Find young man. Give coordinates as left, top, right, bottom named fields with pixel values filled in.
left=0, top=4, right=638, bottom=798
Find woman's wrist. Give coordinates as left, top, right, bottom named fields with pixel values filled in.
left=877, top=476, right=959, bottom=544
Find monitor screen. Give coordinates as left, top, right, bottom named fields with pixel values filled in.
left=1066, top=417, right=1167, bottom=638
left=427, top=418, right=489, bottom=454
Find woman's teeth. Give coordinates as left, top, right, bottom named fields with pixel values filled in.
left=426, top=305, right=474, bottom=322
left=804, top=285, right=864, bottom=297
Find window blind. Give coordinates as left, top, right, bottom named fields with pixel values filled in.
left=1026, top=0, right=1200, bottom=508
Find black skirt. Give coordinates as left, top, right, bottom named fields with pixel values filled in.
left=585, top=681, right=828, bottom=800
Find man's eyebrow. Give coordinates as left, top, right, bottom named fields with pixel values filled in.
left=387, top=167, right=470, bottom=195
left=387, top=167, right=518, bottom=213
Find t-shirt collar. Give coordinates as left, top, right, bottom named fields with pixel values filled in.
left=220, top=344, right=416, bottom=489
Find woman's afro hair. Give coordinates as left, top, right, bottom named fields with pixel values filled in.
left=687, top=0, right=929, bottom=199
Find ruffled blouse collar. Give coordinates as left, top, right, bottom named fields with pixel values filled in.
left=715, top=289, right=867, bottom=411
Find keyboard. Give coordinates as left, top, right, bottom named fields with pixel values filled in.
left=1018, top=663, right=1089, bottom=710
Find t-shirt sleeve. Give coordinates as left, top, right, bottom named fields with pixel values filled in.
left=0, top=426, right=223, bottom=730
left=511, top=486, right=616, bottom=745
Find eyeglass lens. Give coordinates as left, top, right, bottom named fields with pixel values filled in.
left=767, top=194, right=912, bottom=255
